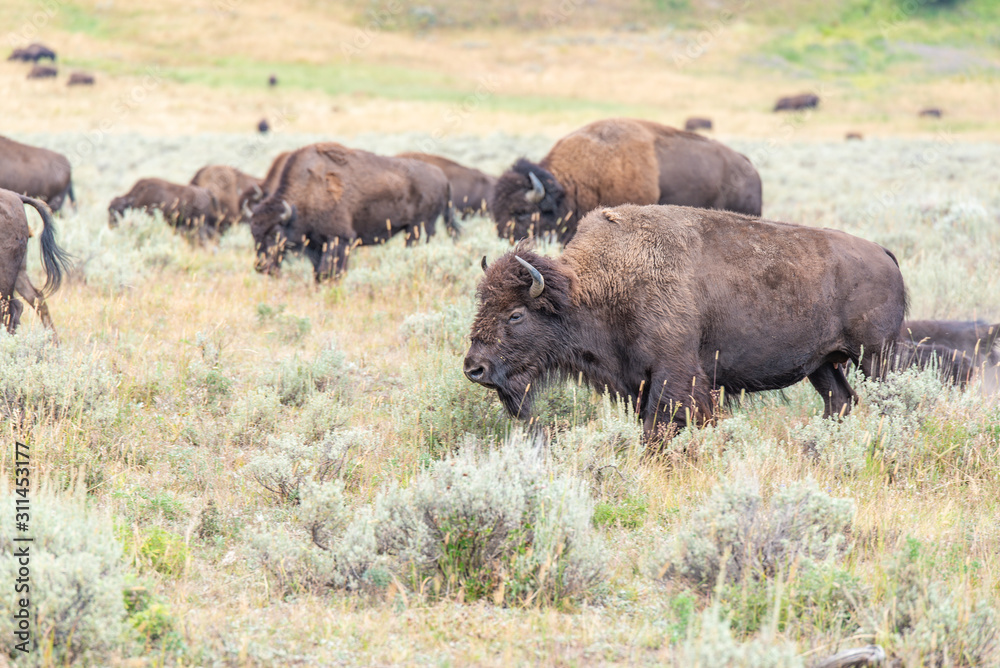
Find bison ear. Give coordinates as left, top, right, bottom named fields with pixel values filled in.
left=481, top=255, right=488, bottom=272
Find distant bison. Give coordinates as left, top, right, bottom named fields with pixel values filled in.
left=67, top=71, right=95, bottom=86
left=465, top=204, right=906, bottom=436
left=268, top=74, right=278, bottom=87
left=881, top=341, right=977, bottom=387
left=919, top=108, right=943, bottom=118
left=257, top=118, right=270, bottom=134
left=109, top=178, right=223, bottom=240
left=845, top=132, right=863, bottom=141
left=774, top=93, right=819, bottom=112
left=238, top=151, right=290, bottom=220
left=250, top=142, right=457, bottom=281
left=27, top=65, right=57, bottom=79
left=7, top=43, right=56, bottom=62
left=684, top=117, right=713, bottom=132
left=900, top=320, right=999, bottom=368
left=189, top=165, right=261, bottom=227
left=0, top=189, right=71, bottom=339
left=491, top=118, right=762, bottom=245
left=397, top=151, right=496, bottom=219
left=0, top=135, right=75, bottom=212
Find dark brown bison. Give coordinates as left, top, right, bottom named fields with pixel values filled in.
left=238, top=151, right=290, bottom=219
left=268, top=74, right=278, bottom=87
left=250, top=142, right=457, bottom=281
left=27, top=65, right=57, bottom=79
left=880, top=341, right=977, bottom=387
left=0, top=136, right=75, bottom=212
left=919, top=108, right=943, bottom=118
left=67, top=71, right=95, bottom=86
left=0, top=189, right=71, bottom=339
left=7, top=43, right=56, bottom=62
left=189, top=165, right=261, bottom=226
left=108, top=178, right=223, bottom=239
left=900, top=320, right=999, bottom=366
left=464, top=204, right=906, bottom=437
left=846, top=132, right=863, bottom=141
left=491, top=118, right=762, bottom=245
left=684, top=117, right=713, bottom=132
left=257, top=118, right=270, bottom=134
left=397, top=152, right=496, bottom=219
left=774, top=93, right=819, bottom=112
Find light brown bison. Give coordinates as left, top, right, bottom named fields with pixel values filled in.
left=0, top=189, right=71, bottom=339
left=464, top=204, right=906, bottom=437
left=7, top=43, right=56, bottom=62
left=684, top=117, right=713, bottom=132
left=67, top=71, right=95, bottom=86
left=238, top=151, right=291, bottom=219
left=250, top=142, right=457, bottom=281
left=774, top=93, right=819, bottom=112
left=845, top=132, right=863, bottom=141
left=27, top=65, right=57, bottom=79
left=0, top=136, right=75, bottom=212
left=397, top=151, right=496, bottom=219
left=490, top=118, right=762, bottom=245
left=108, top=178, right=223, bottom=239
left=189, top=165, right=261, bottom=227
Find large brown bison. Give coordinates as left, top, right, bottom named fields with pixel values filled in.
left=397, top=152, right=496, bottom=219
left=7, top=43, right=56, bottom=62
left=238, top=151, right=291, bottom=219
left=0, top=136, right=75, bottom=212
left=774, top=93, right=819, bottom=112
left=490, top=118, right=762, bottom=245
left=189, top=165, right=261, bottom=227
left=0, top=189, right=71, bottom=338
left=108, top=178, right=223, bottom=239
left=250, top=143, right=458, bottom=281
left=464, top=204, right=906, bottom=437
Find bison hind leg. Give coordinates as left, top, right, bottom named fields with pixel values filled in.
left=807, top=362, right=857, bottom=418
left=2, top=297, right=24, bottom=334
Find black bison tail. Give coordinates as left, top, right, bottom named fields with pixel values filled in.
left=20, top=195, right=72, bottom=296
left=67, top=181, right=76, bottom=209
left=445, top=184, right=461, bottom=241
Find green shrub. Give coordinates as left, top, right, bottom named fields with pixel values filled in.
left=672, top=607, right=803, bottom=667
left=125, top=526, right=189, bottom=577
left=593, top=496, right=648, bottom=529
left=228, top=386, right=282, bottom=446
left=268, top=342, right=353, bottom=407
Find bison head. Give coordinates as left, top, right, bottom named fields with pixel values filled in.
left=464, top=249, right=576, bottom=419
left=107, top=196, right=130, bottom=228
left=238, top=182, right=265, bottom=222
left=490, top=159, right=569, bottom=244
left=250, top=198, right=296, bottom=276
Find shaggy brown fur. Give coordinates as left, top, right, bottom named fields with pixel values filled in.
left=397, top=152, right=496, bottom=218
left=0, top=189, right=71, bottom=339
left=7, top=43, right=56, bottom=62
left=190, top=165, right=261, bottom=227
left=491, top=118, right=762, bottom=245
left=67, top=71, right=95, bottom=86
left=465, top=204, right=906, bottom=437
left=774, top=93, right=819, bottom=112
left=0, top=135, right=75, bottom=212
left=108, top=178, right=223, bottom=240
left=250, top=143, right=458, bottom=281
left=684, top=117, right=713, bottom=132
left=238, top=151, right=290, bottom=217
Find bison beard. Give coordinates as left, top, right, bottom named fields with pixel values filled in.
left=465, top=204, right=907, bottom=439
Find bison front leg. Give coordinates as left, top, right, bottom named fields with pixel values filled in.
left=643, top=366, right=713, bottom=439
left=807, top=362, right=857, bottom=418
left=1, top=297, right=23, bottom=334
left=314, top=238, right=351, bottom=282
left=14, top=271, right=58, bottom=343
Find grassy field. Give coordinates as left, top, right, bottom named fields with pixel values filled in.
left=0, top=129, right=998, bottom=666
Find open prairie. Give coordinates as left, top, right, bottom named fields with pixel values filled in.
left=1, top=1, right=1000, bottom=666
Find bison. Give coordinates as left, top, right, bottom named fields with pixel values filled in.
left=67, top=71, right=95, bottom=86
left=464, top=204, right=906, bottom=437
left=845, top=132, right=863, bottom=141
left=397, top=151, right=496, bottom=219
left=774, top=93, right=819, bottom=112
left=879, top=341, right=977, bottom=387
left=257, top=118, right=270, bottom=134
left=250, top=142, right=457, bottom=281
left=27, top=65, right=57, bottom=79
left=0, top=189, right=71, bottom=339
left=238, top=151, right=290, bottom=219
left=108, top=178, right=223, bottom=240
left=7, top=43, right=56, bottom=62
left=918, top=108, right=943, bottom=118
left=900, top=320, right=999, bottom=366
left=189, top=165, right=261, bottom=227
left=684, top=117, right=713, bottom=132
left=490, top=118, right=762, bottom=245
left=0, top=135, right=75, bottom=212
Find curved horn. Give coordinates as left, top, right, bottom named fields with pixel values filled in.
left=481, top=255, right=488, bottom=273
left=280, top=200, right=293, bottom=222
left=514, top=255, right=544, bottom=298
left=252, top=183, right=263, bottom=199
left=242, top=200, right=253, bottom=219
left=525, top=172, right=545, bottom=204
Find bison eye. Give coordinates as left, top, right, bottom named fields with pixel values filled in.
left=508, top=310, right=524, bottom=323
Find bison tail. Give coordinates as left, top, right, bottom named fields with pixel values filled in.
left=445, top=183, right=461, bottom=241
left=20, top=195, right=73, bottom=296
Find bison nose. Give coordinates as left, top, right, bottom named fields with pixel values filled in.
left=464, top=356, right=489, bottom=382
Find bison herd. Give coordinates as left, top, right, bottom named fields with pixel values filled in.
left=0, top=112, right=996, bottom=439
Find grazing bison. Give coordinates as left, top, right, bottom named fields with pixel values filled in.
left=250, top=142, right=457, bottom=281
left=108, top=178, right=223, bottom=239
left=268, top=74, right=278, bottom=87
left=846, top=132, right=863, bottom=141
left=238, top=151, right=290, bottom=220
left=919, top=108, right=943, bottom=118
left=464, top=204, right=906, bottom=437
left=0, top=136, right=75, bottom=212
left=67, top=71, right=95, bottom=86
left=27, top=65, right=57, bottom=79
left=899, top=320, right=999, bottom=390
left=684, top=117, right=713, bottom=132
left=491, top=118, right=762, bottom=245
left=190, top=165, right=261, bottom=227
left=774, top=93, right=819, bottom=112
left=7, top=43, right=56, bottom=62
left=0, top=189, right=71, bottom=339
left=257, top=118, right=270, bottom=134
left=880, top=341, right=977, bottom=387
left=397, top=152, right=496, bottom=218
